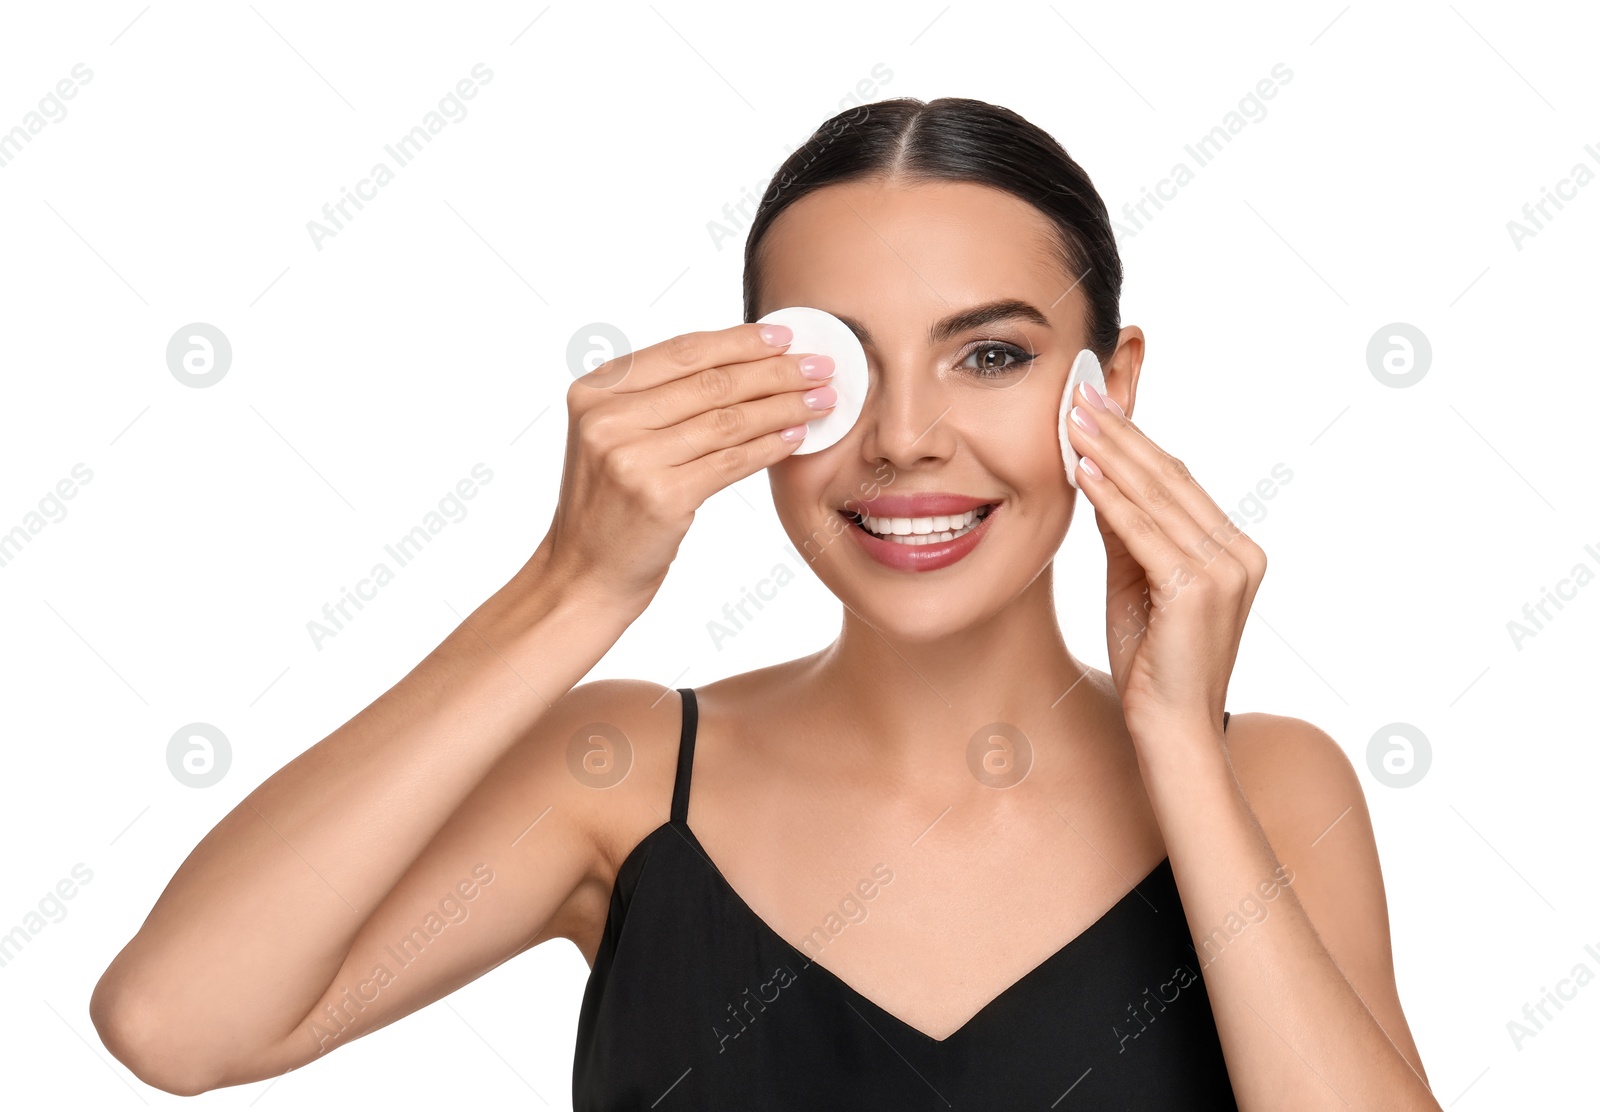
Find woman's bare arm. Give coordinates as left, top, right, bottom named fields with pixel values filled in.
left=1062, top=380, right=1438, bottom=1108
left=1134, top=712, right=1438, bottom=1109
left=219, top=676, right=679, bottom=1090
left=1221, top=713, right=1431, bottom=1083
left=88, top=321, right=824, bottom=1094
left=88, top=544, right=640, bottom=1094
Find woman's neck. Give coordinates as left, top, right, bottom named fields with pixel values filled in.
left=794, top=568, right=1107, bottom=771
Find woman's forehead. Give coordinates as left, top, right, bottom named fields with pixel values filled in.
left=757, top=180, right=1076, bottom=325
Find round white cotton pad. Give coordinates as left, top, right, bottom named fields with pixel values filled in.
left=756, top=306, right=868, bottom=456
left=1059, top=348, right=1108, bottom=489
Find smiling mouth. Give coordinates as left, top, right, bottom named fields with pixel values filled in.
left=845, top=504, right=998, bottom=546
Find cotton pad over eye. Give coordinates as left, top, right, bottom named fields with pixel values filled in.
left=756, top=306, right=868, bottom=456
left=1059, top=349, right=1107, bottom=489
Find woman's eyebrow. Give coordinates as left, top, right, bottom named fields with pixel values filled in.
left=832, top=299, right=1052, bottom=350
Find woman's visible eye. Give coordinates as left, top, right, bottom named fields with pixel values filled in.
left=960, top=341, right=1037, bottom=378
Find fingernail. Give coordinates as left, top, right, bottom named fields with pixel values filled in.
left=799, top=354, right=835, bottom=379
left=1081, top=380, right=1108, bottom=410
left=1105, top=395, right=1125, bottom=417
left=780, top=423, right=808, bottom=442
left=804, top=385, right=837, bottom=409
left=760, top=324, right=793, bottom=347
left=1079, top=455, right=1103, bottom=481
left=1069, top=405, right=1099, bottom=435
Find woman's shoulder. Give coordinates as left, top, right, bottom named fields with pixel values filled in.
left=1218, top=711, right=1388, bottom=957
left=553, top=666, right=798, bottom=851
left=544, top=679, right=688, bottom=866
left=1222, top=711, right=1369, bottom=847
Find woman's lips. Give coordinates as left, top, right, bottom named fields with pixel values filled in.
left=845, top=492, right=994, bottom=518
left=842, top=502, right=1000, bottom=572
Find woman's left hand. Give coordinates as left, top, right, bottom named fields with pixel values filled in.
left=1064, top=380, right=1268, bottom=748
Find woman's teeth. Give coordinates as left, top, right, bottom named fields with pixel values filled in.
left=854, top=506, right=991, bottom=545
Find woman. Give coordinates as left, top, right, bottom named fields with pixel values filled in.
left=91, top=97, right=1439, bottom=1109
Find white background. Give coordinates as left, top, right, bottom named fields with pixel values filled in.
left=1, top=1, right=1595, bottom=1107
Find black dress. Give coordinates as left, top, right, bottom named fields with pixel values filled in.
left=573, top=687, right=1238, bottom=1109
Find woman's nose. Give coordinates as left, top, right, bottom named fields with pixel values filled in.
left=854, top=365, right=956, bottom=466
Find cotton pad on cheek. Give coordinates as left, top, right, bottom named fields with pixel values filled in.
left=1058, top=348, right=1108, bottom=490
left=755, top=306, right=869, bottom=455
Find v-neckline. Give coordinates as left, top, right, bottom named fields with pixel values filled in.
left=666, top=820, right=1169, bottom=1046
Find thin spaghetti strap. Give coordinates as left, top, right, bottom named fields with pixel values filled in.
left=670, top=687, right=698, bottom=824
left=1222, top=710, right=1231, bottom=732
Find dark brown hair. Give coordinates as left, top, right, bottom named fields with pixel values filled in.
left=741, top=97, right=1123, bottom=362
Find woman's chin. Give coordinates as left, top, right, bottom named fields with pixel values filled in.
left=834, top=590, right=994, bottom=644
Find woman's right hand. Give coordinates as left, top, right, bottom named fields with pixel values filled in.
left=542, top=322, right=836, bottom=610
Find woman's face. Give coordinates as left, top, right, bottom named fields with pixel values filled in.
left=759, top=176, right=1141, bottom=641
